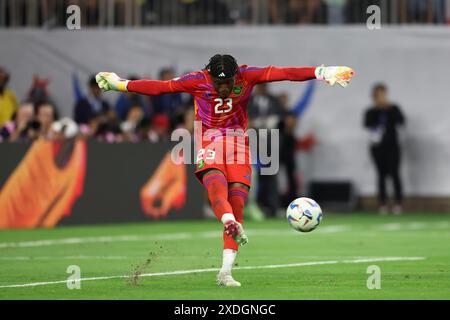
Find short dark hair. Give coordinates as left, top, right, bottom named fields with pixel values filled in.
left=372, top=83, right=387, bottom=94
left=159, top=68, right=175, bottom=80
left=205, top=54, right=238, bottom=79
left=89, top=75, right=98, bottom=87
left=36, top=101, right=59, bottom=120
left=128, top=75, right=140, bottom=81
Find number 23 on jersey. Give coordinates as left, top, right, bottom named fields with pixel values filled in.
left=214, top=98, right=233, bottom=114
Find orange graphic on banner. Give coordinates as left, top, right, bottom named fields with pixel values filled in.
left=0, top=139, right=86, bottom=228
left=140, top=152, right=186, bottom=219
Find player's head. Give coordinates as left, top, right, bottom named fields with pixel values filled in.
left=372, top=82, right=388, bottom=106
left=205, top=54, right=238, bottom=99
left=159, top=68, right=176, bottom=81
left=89, top=75, right=102, bottom=97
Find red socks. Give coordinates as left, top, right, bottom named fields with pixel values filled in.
left=224, top=185, right=249, bottom=250
left=228, top=185, right=248, bottom=224
left=202, top=172, right=249, bottom=251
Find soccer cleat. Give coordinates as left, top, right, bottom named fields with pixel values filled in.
left=224, top=220, right=249, bottom=246
left=217, top=271, right=241, bottom=287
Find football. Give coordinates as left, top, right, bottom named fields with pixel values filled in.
left=286, top=197, right=323, bottom=232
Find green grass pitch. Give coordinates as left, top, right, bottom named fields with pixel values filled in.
left=0, top=213, right=449, bottom=299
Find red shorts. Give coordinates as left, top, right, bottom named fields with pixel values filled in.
left=194, top=136, right=252, bottom=188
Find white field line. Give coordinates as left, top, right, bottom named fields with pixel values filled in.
left=0, top=256, right=425, bottom=289
left=0, top=234, right=192, bottom=249
left=0, top=221, right=448, bottom=249
left=0, top=226, right=347, bottom=249
left=376, top=221, right=450, bottom=231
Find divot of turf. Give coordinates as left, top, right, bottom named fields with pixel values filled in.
left=127, top=250, right=159, bottom=286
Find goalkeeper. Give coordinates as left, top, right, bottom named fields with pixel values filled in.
left=96, top=55, right=354, bottom=287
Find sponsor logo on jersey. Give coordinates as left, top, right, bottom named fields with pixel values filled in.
left=233, top=86, right=242, bottom=95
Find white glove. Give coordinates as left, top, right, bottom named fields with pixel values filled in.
left=95, top=72, right=129, bottom=92
left=315, top=65, right=355, bottom=87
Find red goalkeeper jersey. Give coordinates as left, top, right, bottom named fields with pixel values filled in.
left=127, top=65, right=316, bottom=136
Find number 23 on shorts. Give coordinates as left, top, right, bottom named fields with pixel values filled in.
left=196, top=148, right=217, bottom=165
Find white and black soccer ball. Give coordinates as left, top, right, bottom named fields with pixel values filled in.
left=286, top=197, right=323, bottom=232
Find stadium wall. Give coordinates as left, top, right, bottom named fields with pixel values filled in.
left=0, top=140, right=204, bottom=228
left=1, top=26, right=449, bottom=197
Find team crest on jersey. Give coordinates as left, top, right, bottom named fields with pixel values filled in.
left=233, top=86, right=242, bottom=95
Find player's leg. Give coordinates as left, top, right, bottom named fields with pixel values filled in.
left=225, top=182, right=249, bottom=245
left=371, top=147, right=388, bottom=214
left=217, top=182, right=250, bottom=286
left=390, top=147, right=403, bottom=214
left=216, top=151, right=251, bottom=287
left=213, top=138, right=251, bottom=286
left=228, top=183, right=249, bottom=222
left=201, top=168, right=234, bottom=223
left=222, top=183, right=249, bottom=255
left=199, top=169, right=246, bottom=287
left=221, top=141, right=252, bottom=248
left=198, top=168, right=247, bottom=243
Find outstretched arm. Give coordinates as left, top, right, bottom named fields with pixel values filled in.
left=245, top=66, right=316, bottom=83
left=244, top=65, right=355, bottom=87
left=127, top=79, right=177, bottom=95
left=95, top=71, right=203, bottom=95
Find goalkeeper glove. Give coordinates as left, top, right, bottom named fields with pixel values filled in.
left=315, top=65, right=355, bottom=87
left=95, top=72, right=129, bottom=92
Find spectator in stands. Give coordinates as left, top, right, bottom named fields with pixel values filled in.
left=180, top=108, right=195, bottom=133
left=277, top=93, right=316, bottom=207
left=27, top=75, right=58, bottom=115
left=271, top=0, right=323, bottom=24
left=120, top=104, right=145, bottom=142
left=115, top=76, right=150, bottom=121
left=90, top=110, right=122, bottom=142
left=324, top=0, right=347, bottom=24
left=0, top=103, right=34, bottom=142
left=35, top=102, right=58, bottom=139
left=364, top=83, right=406, bottom=215
left=399, top=0, right=445, bottom=23
left=152, top=67, right=184, bottom=129
left=278, top=110, right=299, bottom=206
left=148, top=113, right=170, bottom=142
left=248, top=83, right=283, bottom=217
left=249, top=83, right=283, bottom=129
left=0, top=66, right=19, bottom=128
left=74, top=75, right=111, bottom=125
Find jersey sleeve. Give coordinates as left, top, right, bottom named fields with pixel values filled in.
left=127, top=71, right=205, bottom=95
left=242, top=66, right=316, bottom=85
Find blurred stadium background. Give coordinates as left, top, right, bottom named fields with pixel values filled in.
left=0, top=0, right=449, bottom=300
left=1, top=0, right=449, bottom=228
